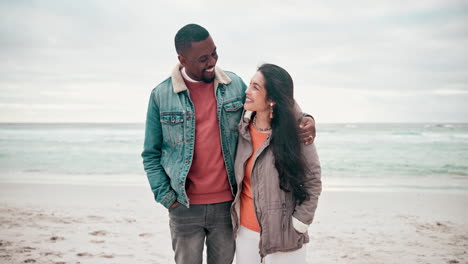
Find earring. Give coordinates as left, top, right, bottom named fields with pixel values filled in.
left=269, top=103, right=274, bottom=119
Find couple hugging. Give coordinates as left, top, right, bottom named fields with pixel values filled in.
left=142, top=24, right=321, bottom=264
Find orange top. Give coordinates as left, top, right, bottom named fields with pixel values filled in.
left=240, top=121, right=270, bottom=233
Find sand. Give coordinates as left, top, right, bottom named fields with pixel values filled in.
left=0, top=182, right=467, bottom=264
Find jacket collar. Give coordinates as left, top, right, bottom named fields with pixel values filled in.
left=239, top=110, right=253, bottom=136
left=238, top=110, right=270, bottom=141
left=171, top=63, right=232, bottom=93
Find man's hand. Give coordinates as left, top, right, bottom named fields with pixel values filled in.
left=169, top=201, right=180, bottom=209
left=299, top=116, right=316, bottom=145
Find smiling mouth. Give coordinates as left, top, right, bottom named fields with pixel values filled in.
left=205, top=67, right=214, bottom=73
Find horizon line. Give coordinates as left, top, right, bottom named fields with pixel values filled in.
left=1, top=121, right=468, bottom=125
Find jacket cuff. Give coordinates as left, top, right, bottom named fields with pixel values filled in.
left=160, top=190, right=177, bottom=209
left=292, top=216, right=309, bottom=233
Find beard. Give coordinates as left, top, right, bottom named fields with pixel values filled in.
left=202, top=76, right=215, bottom=83
left=201, top=68, right=216, bottom=83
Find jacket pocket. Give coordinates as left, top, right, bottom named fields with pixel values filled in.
left=265, top=203, right=303, bottom=250
left=263, top=208, right=284, bottom=249
left=222, top=97, right=243, bottom=131
left=283, top=211, right=304, bottom=249
left=160, top=112, right=184, bottom=146
left=223, top=98, right=243, bottom=112
left=168, top=202, right=183, bottom=212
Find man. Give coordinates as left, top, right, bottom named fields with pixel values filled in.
left=142, top=24, right=315, bottom=264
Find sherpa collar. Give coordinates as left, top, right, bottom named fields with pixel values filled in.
left=171, top=63, right=232, bottom=93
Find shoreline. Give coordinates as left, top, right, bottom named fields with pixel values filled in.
left=1, top=172, right=467, bottom=194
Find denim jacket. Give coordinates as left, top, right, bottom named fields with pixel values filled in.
left=142, top=64, right=247, bottom=208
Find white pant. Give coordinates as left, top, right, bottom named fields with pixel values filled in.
left=235, top=226, right=307, bottom=264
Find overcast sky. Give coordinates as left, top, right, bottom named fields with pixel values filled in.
left=1, top=0, right=467, bottom=123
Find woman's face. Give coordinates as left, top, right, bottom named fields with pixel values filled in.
left=244, top=71, right=270, bottom=113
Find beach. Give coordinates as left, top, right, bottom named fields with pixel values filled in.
left=1, top=182, right=467, bottom=264
left=1, top=123, right=467, bottom=263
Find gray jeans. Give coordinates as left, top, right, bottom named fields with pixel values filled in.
left=168, top=201, right=235, bottom=264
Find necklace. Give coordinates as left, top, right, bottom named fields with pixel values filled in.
left=253, top=115, right=272, bottom=131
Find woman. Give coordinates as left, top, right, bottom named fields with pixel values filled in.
left=231, top=64, right=322, bottom=263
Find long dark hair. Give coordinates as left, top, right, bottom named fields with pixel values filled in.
left=258, top=63, right=310, bottom=205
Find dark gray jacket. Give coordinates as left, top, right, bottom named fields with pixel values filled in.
left=231, top=110, right=322, bottom=258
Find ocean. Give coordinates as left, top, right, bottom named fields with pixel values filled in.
left=0, top=123, right=467, bottom=192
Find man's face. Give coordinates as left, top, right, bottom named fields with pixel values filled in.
left=178, top=36, right=218, bottom=83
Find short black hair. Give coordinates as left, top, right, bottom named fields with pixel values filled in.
left=174, top=24, right=210, bottom=55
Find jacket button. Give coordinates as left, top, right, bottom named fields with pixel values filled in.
left=184, top=160, right=189, bottom=165
left=186, top=139, right=190, bottom=143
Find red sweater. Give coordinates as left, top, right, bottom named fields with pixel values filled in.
left=183, top=77, right=233, bottom=204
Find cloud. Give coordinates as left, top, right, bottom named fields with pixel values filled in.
left=1, top=0, right=467, bottom=122
left=434, top=89, right=468, bottom=95
left=0, top=103, right=103, bottom=110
